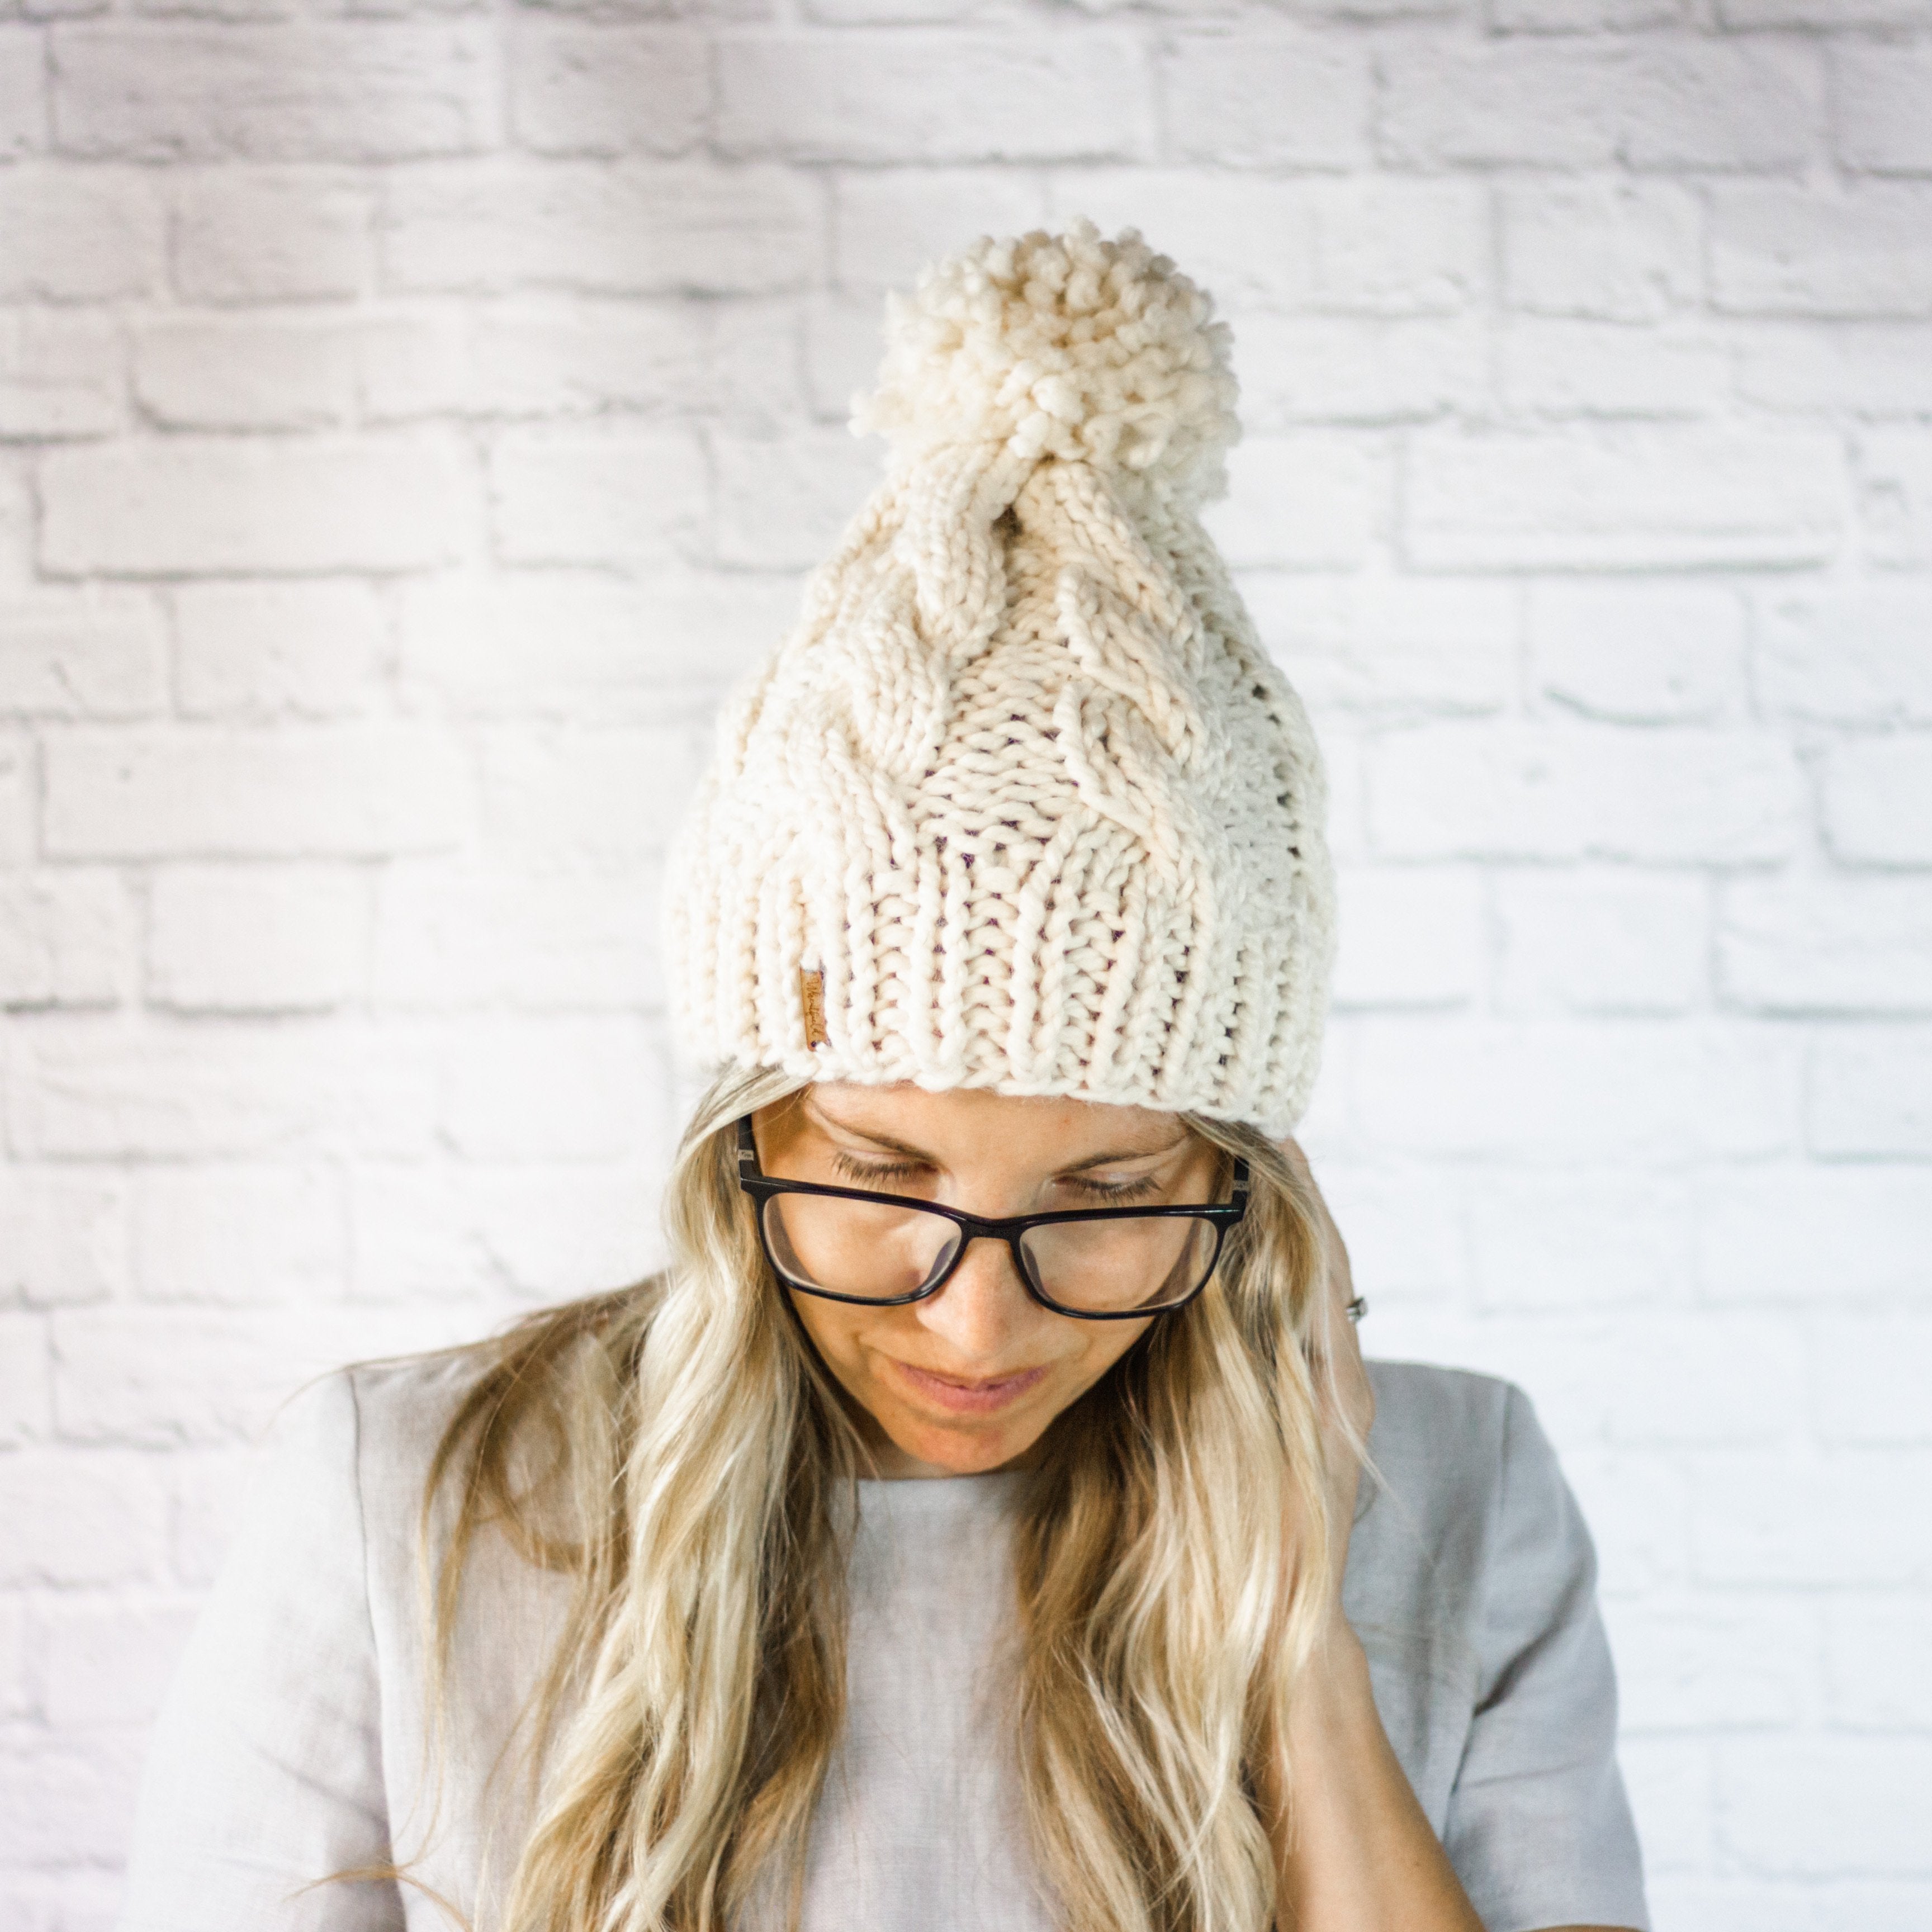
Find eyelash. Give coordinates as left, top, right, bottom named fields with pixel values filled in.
left=1071, top=1175, right=1161, bottom=1203
left=827, top=1153, right=1162, bottom=1202
left=830, top=1152, right=922, bottom=1186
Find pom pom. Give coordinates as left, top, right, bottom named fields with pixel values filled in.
left=852, top=219, right=1242, bottom=505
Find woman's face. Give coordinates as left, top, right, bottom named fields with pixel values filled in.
left=751, top=1083, right=1224, bottom=1479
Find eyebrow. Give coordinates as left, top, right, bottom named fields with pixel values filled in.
left=803, top=1099, right=1188, bottom=1176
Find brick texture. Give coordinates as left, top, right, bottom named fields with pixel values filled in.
left=51, top=24, right=500, bottom=163
left=3, top=11, right=1929, bottom=1928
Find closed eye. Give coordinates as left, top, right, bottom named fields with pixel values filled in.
left=829, top=1152, right=928, bottom=1189
left=1062, top=1174, right=1164, bottom=1204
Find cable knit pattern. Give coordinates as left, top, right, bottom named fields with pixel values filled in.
left=664, top=221, right=1335, bottom=1135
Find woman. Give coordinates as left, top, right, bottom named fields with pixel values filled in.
left=119, top=224, right=1648, bottom=1932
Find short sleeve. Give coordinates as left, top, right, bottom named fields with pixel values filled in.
left=1442, top=1385, right=1650, bottom=1932
left=118, top=1372, right=407, bottom=1932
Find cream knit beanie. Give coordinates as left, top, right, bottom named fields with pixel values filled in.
left=664, top=220, right=1334, bottom=1137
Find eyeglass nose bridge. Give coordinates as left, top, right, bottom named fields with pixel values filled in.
left=902, top=1216, right=1053, bottom=1310
left=913, top=1211, right=1238, bottom=1320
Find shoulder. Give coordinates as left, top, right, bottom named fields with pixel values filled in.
left=120, top=1348, right=541, bottom=1928
left=232, top=1348, right=493, bottom=1536
left=1361, top=1356, right=1572, bottom=1495
left=1347, top=1360, right=1580, bottom=1642
left=1343, top=1361, right=1622, bottom=1843
left=1359, top=1357, right=1530, bottom=1536
left=329, top=1314, right=626, bottom=1618
left=329, top=1347, right=501, bottom=1523
left=1363, top=1357, right=1516, bottom=1465
left=205, top=1347, right=517, bottom=1637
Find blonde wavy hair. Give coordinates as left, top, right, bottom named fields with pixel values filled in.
left=417, top=1063, right=1355, bottom=1932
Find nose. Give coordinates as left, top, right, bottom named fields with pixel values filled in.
left=911, top=1232, right=1038, bottom=1364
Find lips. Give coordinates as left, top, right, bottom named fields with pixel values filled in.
left=891, top=1358, right=1048, bottom=1416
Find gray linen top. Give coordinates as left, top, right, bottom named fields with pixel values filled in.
left=117, top=1355, right=1650, bottom=1932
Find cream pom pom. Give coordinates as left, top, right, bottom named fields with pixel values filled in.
left=851, top=218, right=1242, bottom=506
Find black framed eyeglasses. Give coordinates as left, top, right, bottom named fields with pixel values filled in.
left=735, top=1116, right=1249, bottom=1322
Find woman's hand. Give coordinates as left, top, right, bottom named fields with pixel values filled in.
left=1281, top=1135, right=1375, bottom=1620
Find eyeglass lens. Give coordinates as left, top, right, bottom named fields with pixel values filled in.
left=760, top=1192, right=1218, bottom=1314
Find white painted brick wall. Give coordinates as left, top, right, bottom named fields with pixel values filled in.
left=1, top=7, right=1928, bottom=1928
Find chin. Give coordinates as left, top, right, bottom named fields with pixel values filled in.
left=887, top=1413, right=1041, bottom=1478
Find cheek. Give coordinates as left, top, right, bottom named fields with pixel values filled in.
left=1059, top=1321, right=1150, bottom=1404
left=786, top=1294, right=870, bottom=1380
left=787, top=1297, right=933, bottom=1422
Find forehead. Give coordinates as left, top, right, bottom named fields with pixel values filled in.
left=801, top=1082, right=1189, bottom=1157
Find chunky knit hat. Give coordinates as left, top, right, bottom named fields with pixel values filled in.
left=664, top=220, right=1334, bottom=1137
